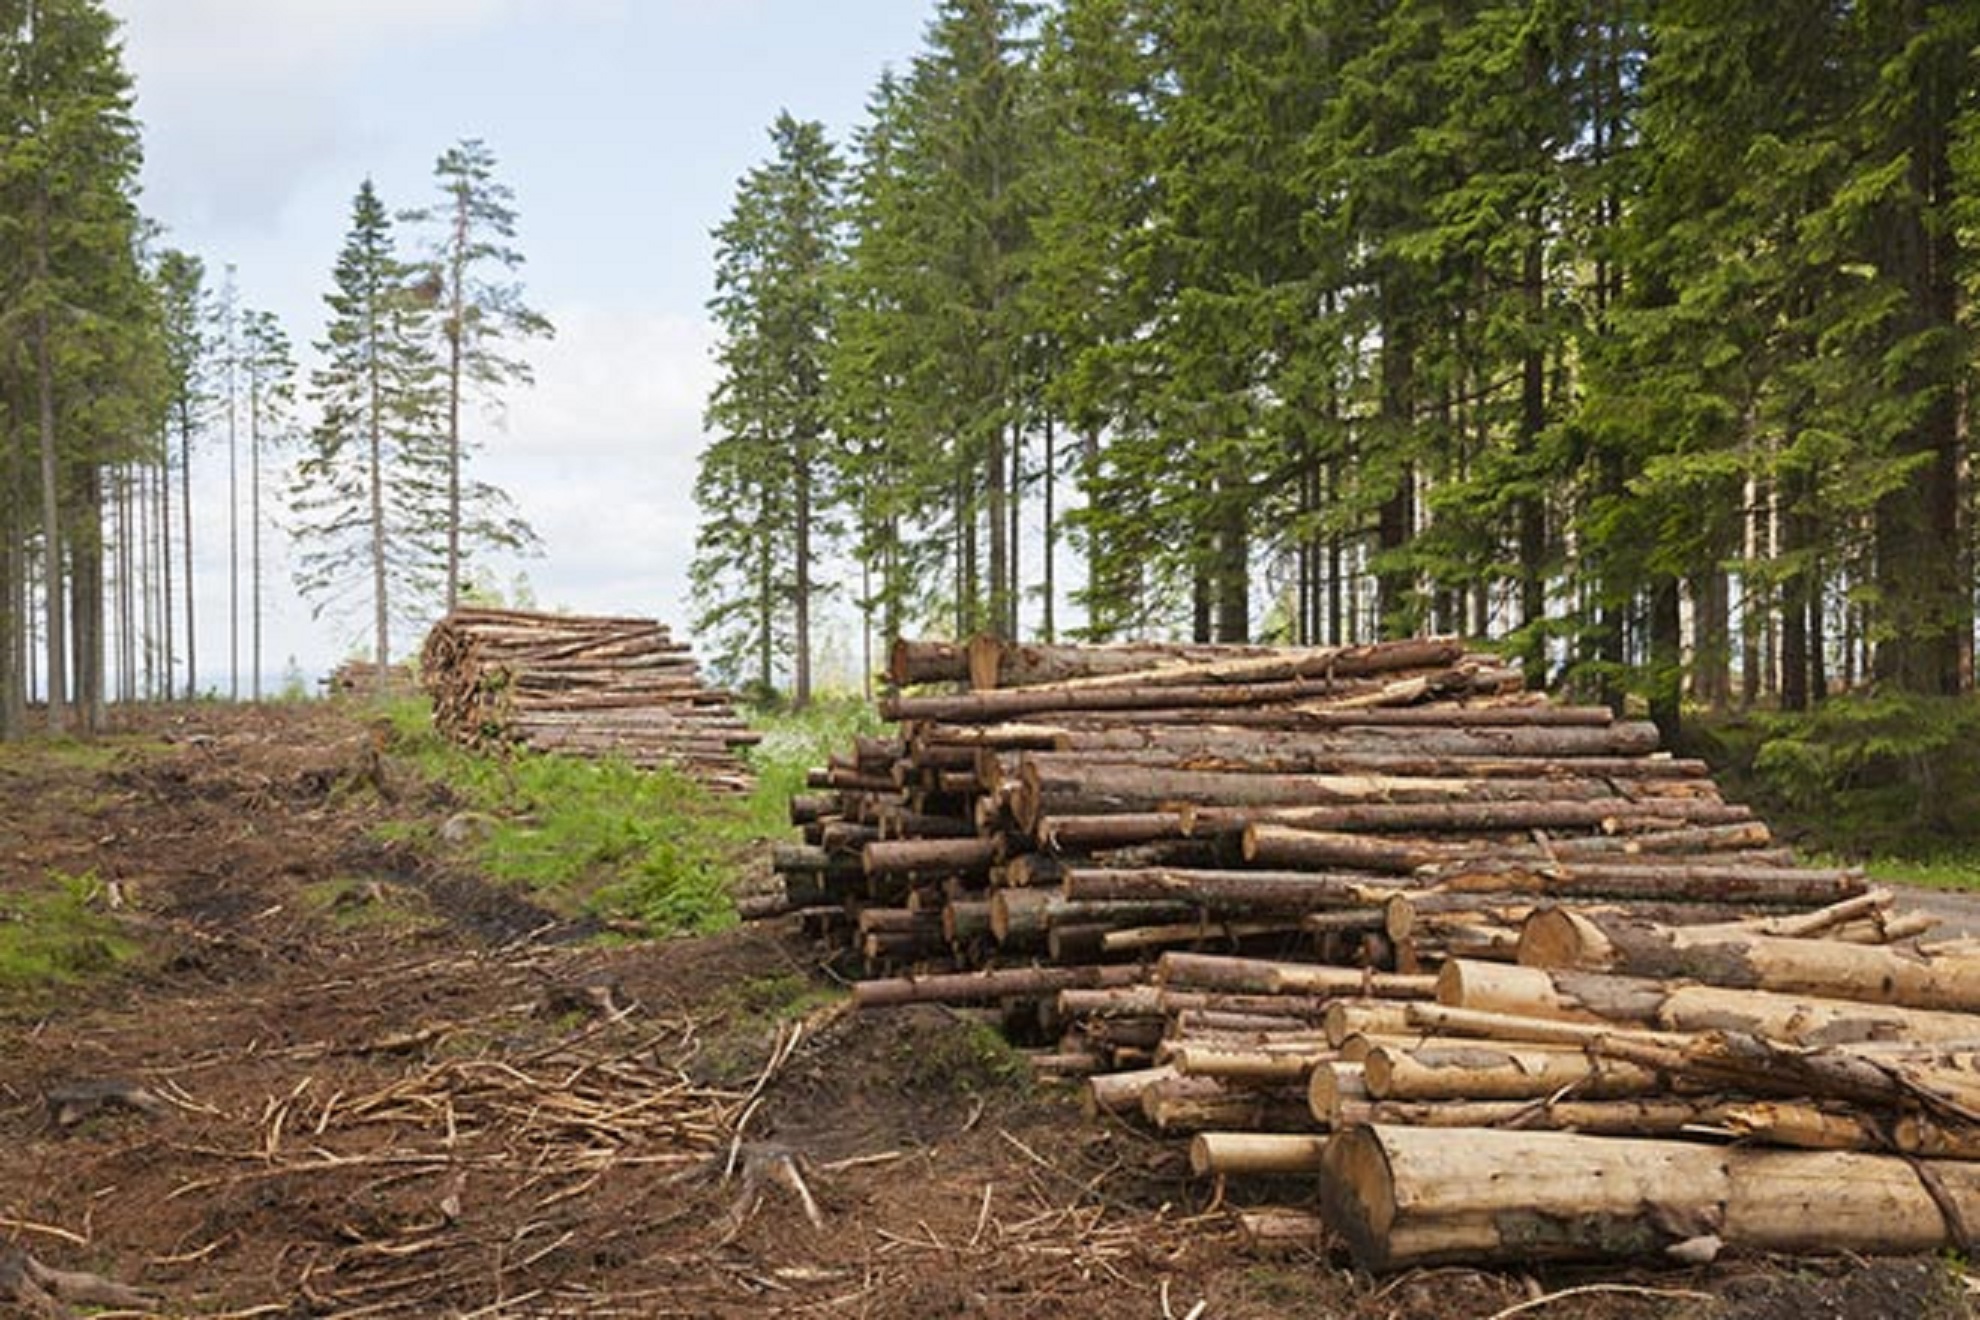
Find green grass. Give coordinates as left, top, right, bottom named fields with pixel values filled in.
left=1859, top=854, right=1980, bottom=893
left=0, top=870, right=137, bottom=999
left=732, top=697, right=883, bottom=840
left=381, top=699, right=742, bottom=934
left=377, top=695, right=884, bottom=935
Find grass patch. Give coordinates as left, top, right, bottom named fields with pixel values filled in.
left=732, top=697, right=883, bottom=841
left=0, top=870, right=136, bottom=1001
left=381, top=699, right=742, bottom=934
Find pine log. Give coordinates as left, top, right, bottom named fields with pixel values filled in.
left=1189, top=1132, right=1329, bottom=1177
left=853, top=963, right=1144, bottom=1008
left=1321, top=1123, right=1980, bottom=1270
left=1325, top=1094, right=1726, bottom=1136
left=1324, top=1001, right=1419, bottom=1047
left=1192, top=798, right=1755, bottom=835
left=1308, top=1061, right=1369, bottom=1120
left=1100, top=918, right=1306, bottom=953
left=1518, top=905, right=1980, bottom=1011
left=1438, top=958, right=1980, bottom=1045
left=1063, top=865, right=1410, bottom=913
left=1140, top=1076, right=1315, bottom=1133
left=1361, top=1041, right=1660, bottom=1102
left=1236, top=1208, right=1331, bottom=1255
left=1085, top=1065, right=1179, bottom=1117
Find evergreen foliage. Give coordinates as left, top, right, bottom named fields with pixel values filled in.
left=695, top=112, right=845, bottom=705
left=291, top=179, right=447, bottom=674
left=401, top=138, right=549, bottom=614
left=696, top=0, right=1980, bottom=738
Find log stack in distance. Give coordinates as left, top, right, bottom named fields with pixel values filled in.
left=419, top=607, right=759, bottom=791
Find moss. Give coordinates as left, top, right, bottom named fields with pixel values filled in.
left=0, top=871, right=137, bottom=1004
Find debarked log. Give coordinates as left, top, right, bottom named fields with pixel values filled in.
left=1320, top=1123, right=1980, bottom=1271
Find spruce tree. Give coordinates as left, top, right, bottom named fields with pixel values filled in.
left=402, top=138, right=547, bottom=614
left=241, top=308, right=294, bottom=700
left=292, top=179, right=445, bottom=685
left=694, top=113, right=844, bottom=705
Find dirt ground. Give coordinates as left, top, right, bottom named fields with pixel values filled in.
left=0, top=701, right=1971, bottom=1318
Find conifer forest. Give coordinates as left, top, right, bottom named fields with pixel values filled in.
left=696, top=0, right=1980, bottom=737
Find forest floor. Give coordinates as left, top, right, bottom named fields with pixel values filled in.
left=0, top=700, right=1973, bottom=1319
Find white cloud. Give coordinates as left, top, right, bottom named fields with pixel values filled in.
left=471, top=306, right=717, bottom=628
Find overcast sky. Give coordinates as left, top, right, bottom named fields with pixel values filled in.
left=106, top=0, right=932, bottom=693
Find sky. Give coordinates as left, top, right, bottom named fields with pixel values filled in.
left=105, top=0, right=936, bottom=694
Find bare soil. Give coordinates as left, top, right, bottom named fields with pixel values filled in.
left=0, top=702, right=1970, bottom=1318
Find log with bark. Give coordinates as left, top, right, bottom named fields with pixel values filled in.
left=1517, top=902, right=1980, bottom=1011
left=1321, top=1123, right=1980, bottom=1270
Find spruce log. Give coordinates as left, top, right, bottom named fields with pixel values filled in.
left=1035, top=811, right=1198, bottom=850
left=862, top=836, right=1001, bottom=878
left=1438, top=958, right=1980, bottom=1045
left=853, top=963, right=1144, bottom=1008
left=965, top=636, right=1294, bottom=690
left=888, top=638, right=970, bottom=685
left=1189, top=1132, right=1329, bottom=1177
left=1045, top=720, right=1664, bottom=761
left=1242, top=826, right=1443, bottom=874
left=1237, top=1209, right=1330, bottom=1254
left=1063, top=865, right=1410, bottom=913
left=1019, top=761, right=1635, bottom=831
left=1321, top=1124, right=1980, bottom=1270
left=1430, top=859, right=1862, bottom=906
left=1518, top=905, right=1980, bottom=1011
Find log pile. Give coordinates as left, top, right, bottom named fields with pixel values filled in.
left=325, top=659, right=419, bottom=698
left=418, top=608, right=759, bottom=790
left=764, top=635, right=1980, bottom=1271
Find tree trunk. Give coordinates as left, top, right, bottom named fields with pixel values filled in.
left=1518, top=906, right=1980, bottom=1012
left=1321, top=1124, right=1980, bottom=1270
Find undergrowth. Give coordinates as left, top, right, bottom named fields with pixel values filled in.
left=381, top=700, right=740, bottom=934
left=378, top=695, right=880, bottom=934
left=0, top=870, right=135, bottom=1000
left=1695, top=692, right=1980, bottom=871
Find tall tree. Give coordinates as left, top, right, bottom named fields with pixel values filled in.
left=694, top=112, right=844, bottom=705
left=152, top=247, right=207, bottom=700
left=240, top=307, right=293, bottom=701
left=0, top=0, right=146, bottom=734
left=292, top=179, right=444, bottom=684
left=402, top=138, right=547, bottom=614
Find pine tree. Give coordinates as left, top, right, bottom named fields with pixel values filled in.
left=694, top=113, right=844, bottom=705
left=151, top=246, right=207, bottom=701
left=0, top=0, right=147, bottom=734
left=292, top=179, right=445, bottom=685
left=241, top=307, right=294, bottom=700
left=402, top=138, right=547, bottom=614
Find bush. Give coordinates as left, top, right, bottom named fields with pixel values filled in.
left=1711, top=693, right=1980, bottom=858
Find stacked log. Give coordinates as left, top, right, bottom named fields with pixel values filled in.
left=418, top=607, right=758, bottom=790
left=325, top=659, right=418, bottom=698
left=767, top=635, right=1980, bottom=1270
